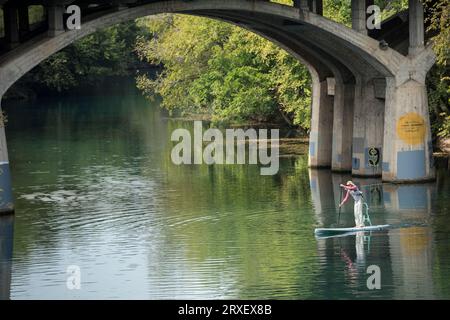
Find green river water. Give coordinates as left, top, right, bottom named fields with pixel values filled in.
left=1, top=77, right=450, bottom=299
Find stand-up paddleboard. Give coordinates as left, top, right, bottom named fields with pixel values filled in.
left=314, top=225, right=390, bottom=237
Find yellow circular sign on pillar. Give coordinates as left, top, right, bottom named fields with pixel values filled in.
left=396, top=112, right=426, bottom=145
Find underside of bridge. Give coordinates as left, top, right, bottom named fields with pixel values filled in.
left=0, top=0, right=438, bottom=213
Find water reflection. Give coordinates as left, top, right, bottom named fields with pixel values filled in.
left=311, top=168, right=438, bottom=299
left=309, top=169, right=335, bottom=226
left=2, top=77, right=450, bottom=299
left=0, top=215, right=13, bottom=300
left=339, top=232, right=369, bottom=286
left=310, top=168, right=435, bottom=227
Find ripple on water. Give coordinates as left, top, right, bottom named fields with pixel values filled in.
left=4, top=87, right=450, bottom=299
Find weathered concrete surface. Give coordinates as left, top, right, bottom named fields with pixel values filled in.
left=47, top=5, right=65, bottom=37
left=383, top=79, right=435, bottom=182
left=382, top=46, right=436, bottom=182
left=332, top=80, right=355, bottom=172
left=351, top=0, right=368, bottom=34
left=352, top=77, right=384, bottom=177
left=0, top=0, right=407, bottom=96
left=309, top=79, right=334, bottom=167
left=2, top=4, right=20, bottom=49
left=0, top=98, right=14, bottom=214
left=408, top=0, right=425, bottom=56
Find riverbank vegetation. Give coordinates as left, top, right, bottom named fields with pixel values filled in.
left=5, top=19, right=145, bottom=99
left=135, top=13, right=312, bottom=129
left=426, top=0, right=450, bottom=140
left=135, top=0, right=450, bottom=139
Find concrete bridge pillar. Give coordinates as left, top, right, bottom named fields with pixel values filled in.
left=408, top=0, right=425, bottom=55
left=351, top=77, right=384, bottom=177
left=382, top=76, right=435, bottom=182
left=309, top=77, right=334, bottom=168
left=293, top=0, right=309, bottom=10
left=47, top=4, right=65, bottom=37
left=308, top=0, right=323, bottom=15
left=351, top=0, right=374, bottom=34
left=293, top=0, right=323, bottom=14
left=0, top=215, right=14, bottom=300
left=3, top=4, right=20, bottom=49
left=18, top=5, right=30, bottom=38
left=0, top=99, right=14, bottom=214
left=331, top=79, right=354, bottom=172
left=381, top=0, right=435, bottom=182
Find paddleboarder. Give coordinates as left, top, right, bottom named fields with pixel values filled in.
left=339, top=181, right=364, bottom=228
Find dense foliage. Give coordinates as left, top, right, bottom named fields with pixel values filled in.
left=133, top=0, right=415, bottom=129
left=426, top=0, right=450, bottom=138
left=38, top=21, right=141, bottom=91
left=7, top=20, right=143, bottom=98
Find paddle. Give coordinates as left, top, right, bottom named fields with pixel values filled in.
left=337, top=186, right=343, bottom=226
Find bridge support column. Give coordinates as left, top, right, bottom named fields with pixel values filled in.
left=3, top=5, right=20, bottom=49
left=47, top=4, right=65, bottom=37
left=0, top=215, right=14, bottom=300
left=0, top=98, right=14, bottom=215
left=309, top=77, right=333, bottom=168
left=18, top=5, right=30, bottom=38
left=308, top=0, right=323, bottom=15
left=351, top=0, right=374, bottom=34
left=408, top=0, right=424, bottom=55
left=381, top=0, right=434, bottom=182
left=382, top=77, right=435, bottom=182
left=351, top=78, right=384, bottom=177
left=293, top=0, right=309, bottom=10
left=332, top=79, right=354, bottom=172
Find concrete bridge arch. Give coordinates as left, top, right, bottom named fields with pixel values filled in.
left=0, top=0, right=406, bottom=93
left=0, top=0, right=437, bottom=214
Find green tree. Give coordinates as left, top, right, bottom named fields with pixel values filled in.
left=136, top=13, right=312, bottom=128
left=7, top=21, right=144, bottom=97
left=426, top=0, right=450, bottom=138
